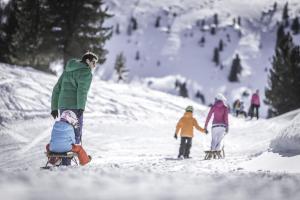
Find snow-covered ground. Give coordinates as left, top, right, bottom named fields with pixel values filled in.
left=95, top=0, right=300, bottom=117
left=1, top=64, right=300, bottom=200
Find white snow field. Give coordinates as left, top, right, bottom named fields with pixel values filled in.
left=1, top=64, right=300, bottom=200
left=98, top=0, right=300, bottom=117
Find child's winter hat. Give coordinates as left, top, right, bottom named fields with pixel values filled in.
left=185, top=105, right=193, bottom=112
left=215, top=93, right=227, bottom=102
left=60, top=110, right=79, bottom=128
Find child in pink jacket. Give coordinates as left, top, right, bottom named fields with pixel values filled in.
left=249, top=89, right=260, bottom=119
left=204, top=93, right=229, bottom=151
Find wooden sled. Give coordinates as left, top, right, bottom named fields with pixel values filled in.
left=42, top=151, right=79, bottom=169
left=204, top=148, right=225, bottom=160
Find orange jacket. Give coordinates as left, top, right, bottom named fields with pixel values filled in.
left=175, top=112, right=205, bottom=138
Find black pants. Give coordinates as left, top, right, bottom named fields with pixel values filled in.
left=250, top=105, right=259, bottom=119
left=236, top=110, right=247, bottom=118
left=178, top=137, right=192, bottom=158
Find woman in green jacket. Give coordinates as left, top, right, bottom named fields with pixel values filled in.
left=51, top=52, right=98, bottom=145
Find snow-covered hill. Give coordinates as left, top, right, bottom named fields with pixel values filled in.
left=98, top=0, right=300, bottom=117
left=1, top=64, right=300, bottom=200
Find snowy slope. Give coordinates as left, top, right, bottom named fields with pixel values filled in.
left=1, top=64, right=300, bottom=199
left=99, top=0, right=300, bottom=116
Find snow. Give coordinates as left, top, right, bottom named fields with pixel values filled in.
left=1, top=0, right=300, bottom=198
left=1, top=63, right=300, bottom=199
left=101, top=0, right=300, bottom=118
left=270, top=110, right=300, bottom=155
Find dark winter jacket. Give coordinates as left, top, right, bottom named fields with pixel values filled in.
left=51, top=59, right=92, bottom=111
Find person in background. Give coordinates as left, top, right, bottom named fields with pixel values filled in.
left=233, top=99, right=241, bottom=116
left=235, top=100, right=247, bottom=118
left=249, top=89, right=260, bottom=119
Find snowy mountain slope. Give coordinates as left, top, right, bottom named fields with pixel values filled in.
left=1, top=64, right=300, bottom=199
left=0, top=63, right=208, bottom=125
left=99, top=0, right=300, bottom=116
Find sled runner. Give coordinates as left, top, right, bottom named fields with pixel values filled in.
left=204, top=148, right=225, bottom=160
left=41, top=151, right=79, bottom=169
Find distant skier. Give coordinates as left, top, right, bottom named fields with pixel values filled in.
left=249, top=89, right=260, bottom=119
left=204, top=93, right=229, bottom=151
left=51, top=52, right=98, bottom=165
left=46, top=110, right=91, bottom=166
left=174, top=106, right=206, bottom=159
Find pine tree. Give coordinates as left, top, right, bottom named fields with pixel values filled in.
left=47, top=0, right=112, bottom=65
left=195, top=90, right=205, bottom=104
left=233, top=18, right=236, bottom=26
left=127, top=17, right=138, bottom=36
left=178, top=82, right=189, bottom=98
left=0, top=0, right=17, bottom=63
left=1, top=0, right=112, bottom=70
left=237, top=16, right=241, bottom=26
left=219, top=39, right=224, bottom=51
left=135, top=51, right=140, bottom=61
left=201, top=19, right=206, bottom=31
left=9, top=0, right=51, bottom=69
left=282, top=2, right=289, bottom=27
left=226, top=33, right=231, bottom=42
left=212, top=47, right=220, bottom=66
left=53, top=0, right=112, bottom=64
left=115, top=23, right=120, bottom=34
left=291, top=17, right=300, bottom=35
left=276, top=24, right=285, bottom=47
left=213, top=13, right=218, bottom=26
left=155, top=16, right=161, bottom=28
left=228, top=54, right=243, bottom=82
left=131, top=16, right=138, bottom=30
left=273, top=2, right=277, bottom=11
left=265, top=32, right=300, bottom=115
left=114, top=53, right=128, bottom=82
left=210, top=26, right=216, bottom=35
left=199, top=36, right=205, bottom=47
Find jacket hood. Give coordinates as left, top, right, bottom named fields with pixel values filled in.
left=65, top=59, right=89, bottom=72
left=214, top=100, right=227, bottom=108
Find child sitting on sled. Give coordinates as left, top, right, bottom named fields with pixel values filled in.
left=174, top=106, right=206, bottom=159
left=46, top=110, right=91, bottom=165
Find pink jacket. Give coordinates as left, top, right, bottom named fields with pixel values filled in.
left=205, top=101, right=228, bottom=129
left=251, top=93, right=260, bottom=106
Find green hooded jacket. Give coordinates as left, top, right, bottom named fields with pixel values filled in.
left=51, top=59, right=92, bottom=111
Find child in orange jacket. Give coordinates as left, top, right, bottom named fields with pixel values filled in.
left=174, top=106, right=206, bottom=159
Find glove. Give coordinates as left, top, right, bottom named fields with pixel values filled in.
left=78, top=109, right=84, bottom=117
left=174, top=134, right=177, bottom=140
left=51, top=110, right=58, bottom=119
left=205, top=129, right=209, bottom=134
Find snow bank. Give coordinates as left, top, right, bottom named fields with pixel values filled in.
left=270, top=110, right=300, bottom=156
